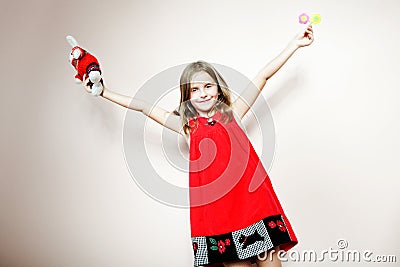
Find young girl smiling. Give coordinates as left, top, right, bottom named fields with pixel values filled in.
left=80, top=25, right=314, bottom=267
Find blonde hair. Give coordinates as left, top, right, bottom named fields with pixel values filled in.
left=176, top=61, right=233, bottom=134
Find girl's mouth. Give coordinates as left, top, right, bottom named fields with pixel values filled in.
left=197, top=98, right=213, bottom=103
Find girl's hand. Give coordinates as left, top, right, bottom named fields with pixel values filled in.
left=293, top=25, right=314, bottom=47
left=82, top=73, right=105, bottom=96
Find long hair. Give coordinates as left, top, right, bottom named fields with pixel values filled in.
left=177, top=61, right=233, bottom=134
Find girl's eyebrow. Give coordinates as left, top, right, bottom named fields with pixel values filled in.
left=190, top=83, right=204, bottom=89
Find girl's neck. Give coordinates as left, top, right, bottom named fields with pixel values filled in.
left=197, top=109, right=217, bottom=118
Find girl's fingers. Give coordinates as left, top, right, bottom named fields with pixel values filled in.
left=305, top=28, right=313, bottom=34
left=304, top=27, right=314, bottom=40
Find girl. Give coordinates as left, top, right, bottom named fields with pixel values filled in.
left=81, top=25, right=314, bottom=267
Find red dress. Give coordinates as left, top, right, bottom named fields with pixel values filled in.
left=189, top=111, right=297, bottom=266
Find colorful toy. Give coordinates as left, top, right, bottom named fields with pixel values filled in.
left=66, top=35, right=103, bottom=96
left=298, top=13, right=322, bottom=25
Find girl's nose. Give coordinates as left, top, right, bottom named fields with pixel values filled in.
left=199, top=88, right=207, bottom=98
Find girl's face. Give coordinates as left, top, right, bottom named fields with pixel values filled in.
left=189, top=71, right=219, bottom=117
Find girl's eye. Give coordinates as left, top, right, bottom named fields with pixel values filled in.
left=191, top=88, right=198, bottom=92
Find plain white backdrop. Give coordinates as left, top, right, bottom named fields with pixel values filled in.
left=1, top=0, right=399, bottom=266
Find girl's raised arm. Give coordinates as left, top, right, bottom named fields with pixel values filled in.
left=232, top=25, right=314, bottom=119
left=82, top=75, right=183, bottom=135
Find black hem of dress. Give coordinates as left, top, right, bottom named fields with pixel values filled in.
left=191, top=214, right=297, bottom=266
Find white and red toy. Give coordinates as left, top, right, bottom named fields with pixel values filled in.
left=66, top=35, right=103, bottom=96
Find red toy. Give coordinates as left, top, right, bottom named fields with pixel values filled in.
left=66, top=35, right=103, bottom=96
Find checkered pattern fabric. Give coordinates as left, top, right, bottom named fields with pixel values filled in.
left=192, top=236, right=208, bottom=266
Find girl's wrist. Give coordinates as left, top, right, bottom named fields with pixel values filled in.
left=100, top=87, right=107, bottom=97
left=288, top=40, right=300, bottom=51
